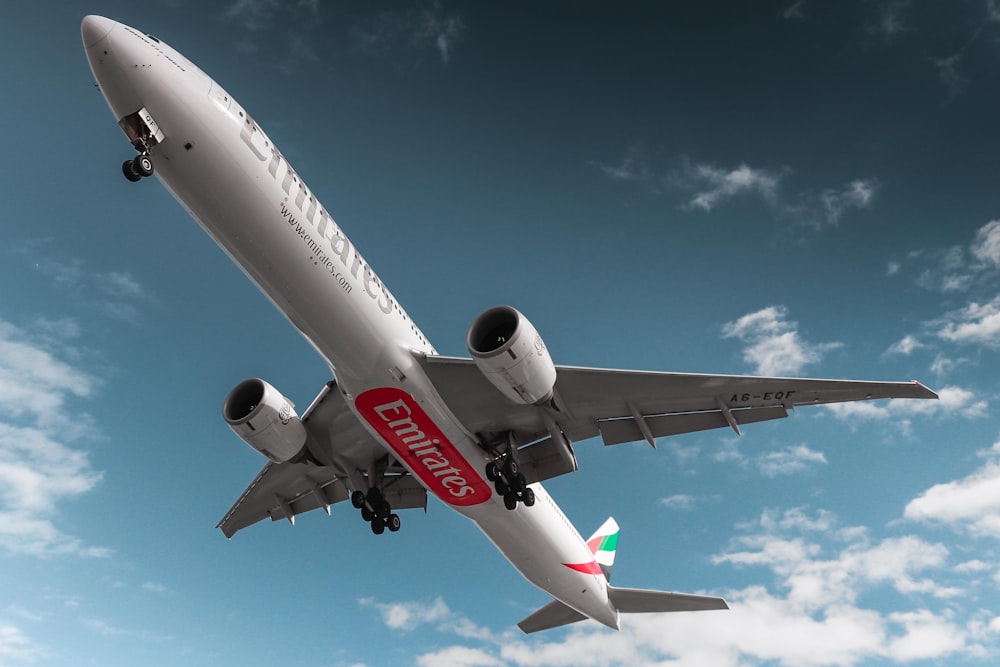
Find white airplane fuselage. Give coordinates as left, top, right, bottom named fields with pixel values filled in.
left=82, top=16, right=620, bottom=629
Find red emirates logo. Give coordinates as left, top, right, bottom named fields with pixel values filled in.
left=356, top=388, right=492, bottom=507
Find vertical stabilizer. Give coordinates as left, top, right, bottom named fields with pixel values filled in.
left=585, top=517, right=620, bottom=581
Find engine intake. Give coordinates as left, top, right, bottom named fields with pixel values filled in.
left=223, top=378, right=308, bottom=463
left=467, top=306, right=557, bottom=405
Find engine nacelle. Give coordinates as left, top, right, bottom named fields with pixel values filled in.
left=223, top=378, right=308, bottom=463
left=467, top=306, right=557, bottom=405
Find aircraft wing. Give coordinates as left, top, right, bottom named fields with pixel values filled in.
left=217, top=380, right=426, bottom=538
left=420, top=355, right=937, bottom=452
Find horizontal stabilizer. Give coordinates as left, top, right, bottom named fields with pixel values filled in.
left=608, top=586, right=729, bottom=613
left=517, top=599, right=587, bottom=634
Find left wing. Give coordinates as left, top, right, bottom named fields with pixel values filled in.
left=420, top=355, right=937, bottom=475
left=217, top=380, right=426, bottom=538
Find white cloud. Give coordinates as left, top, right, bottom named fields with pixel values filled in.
left=361, top=597, right=493, bottom=640
left=659, top=493, right=723, bottom=510
left=971, top=220, right=1000, bottom=267
left=660, top=494, right=696, bottom=510
left=904, top=440, right=1000, bottom=538
left=590, top=143, right=652, bottom=184
left=417, top=646, right=504, bottom=667
left=0, top=622, right=47, bottom=665
left=886, top=334, right=923, bottom=355
left=680, top=162, right=784, bottom=212
left=780, top=2, right=806, bottom=21
left=364, top=499, right=996, bottom=666
left=867, top=0, right=914, bottom=39
left=722, top=306, right=842, bottom=376
left=929, top=54, right=967, bottom=96
left=818, top=179, right=879, bottom=226
left=885, top=609, right=967, bottom=661
left=352, top=3, right=465, bottom=66
left=936, top=295, right=1000, bottom=348
left=756, top=444, right=827, bottom=477
left=223, top=0, right=318, bottom=32
left=80, top=618, right=171, bottom=642
left=825, top=385, right=987, bottom=423
left=0, top=319, right=107, bottom=558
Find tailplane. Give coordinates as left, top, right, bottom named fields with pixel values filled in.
left=517, top=517, right=729, bottom=634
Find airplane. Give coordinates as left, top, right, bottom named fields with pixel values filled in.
left=81, top=15, right=938, bottom=634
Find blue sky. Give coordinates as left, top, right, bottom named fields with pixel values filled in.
left=2, top=1, right=1000, bottom=665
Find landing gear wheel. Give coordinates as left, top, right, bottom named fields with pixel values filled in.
left=122, top=159, right=141, bottom=182
left=495, top=479, right=509, bottom=496
left=522, top=487, right=535, bottom=507
left=505, top=459, right=519, bottom=478
left=361, top=507, right=373, bottom=522
left=387, top=513, right=401, bottom=532
left=371, top=517, right=385, bottom=535
left=133, top=154, right=154, bottom=177
left=351, top=490, right=366, bottom=509
left=485, top=461, right=499, bottom=482
left=377, top=500, right=392, bottom=519
left=503, top=492, right=518, bottom=511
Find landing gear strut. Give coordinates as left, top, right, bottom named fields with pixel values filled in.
left=351, top=488, right=400, bottom=535
left=486, top=454, right=534, bottom=511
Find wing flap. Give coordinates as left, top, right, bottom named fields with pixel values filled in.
left=598, top=405, right=788, bottom=446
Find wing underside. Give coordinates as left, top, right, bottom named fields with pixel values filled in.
left=217, top=379, right=426, bottom=538
left=419, top=354, right=937, bottom=456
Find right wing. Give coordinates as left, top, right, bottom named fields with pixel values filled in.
left=419, top=355, right=937, bottom=480
left=217, top=380, right=426, bottom=538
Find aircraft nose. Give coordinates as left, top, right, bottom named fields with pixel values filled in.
left=81, top=15, right=115, bottom=48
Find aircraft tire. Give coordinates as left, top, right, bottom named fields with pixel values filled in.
left=361, top=507, right=373, bottom=522
left=133, top=154, right=154, bottom=177
left=485, top=461, right=499, bottom=481
left=505, top=459, right=518, bottom=477
left=495, top=479, right=508, bottom=496
left=387, top=514, right=401, bottom=532
left=522, top=488, right=535, bottom=507
left=122, top=159, right=141, bottom=182
left=371, top=517, right=385, bottom=535
left=503, top=492, right=518, bottom=511
left=351, top=490, right=365, bottom=509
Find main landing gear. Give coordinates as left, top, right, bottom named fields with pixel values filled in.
left=122, top=153, right=154, bottom=182
left=486, top=456, right=535, bottom=511
left=351, top=487, right=401, bottom=535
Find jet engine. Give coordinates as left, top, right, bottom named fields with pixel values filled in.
left=467, top=306, right=557, bottom=405
left=223, top=378, right=308, bottom=463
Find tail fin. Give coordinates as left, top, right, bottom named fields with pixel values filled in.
left=585, top=517, right=620, bottom=581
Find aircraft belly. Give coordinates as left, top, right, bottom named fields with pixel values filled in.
left=147, top=99, right=417, bottom=383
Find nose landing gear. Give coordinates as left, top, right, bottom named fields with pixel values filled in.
left=122, top=153, right=154, bottom=182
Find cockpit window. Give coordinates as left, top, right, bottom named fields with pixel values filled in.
left=146, top=34, right=160, bottom=43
